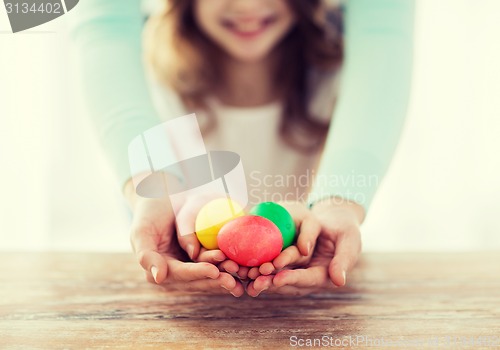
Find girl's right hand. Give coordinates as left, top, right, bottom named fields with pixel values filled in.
left=244, top=201, right=322, bottom=294
left=125, top=179, right=245, bottom=297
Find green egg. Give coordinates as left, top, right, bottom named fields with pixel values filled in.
left=249, top=202, right=296, bottom=249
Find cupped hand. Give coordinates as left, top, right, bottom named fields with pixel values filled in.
left=245, top=201, right=321, bottom=280
left=125, top=179, right=245, bottom=297
left=246, top=198, right=364, bottom=297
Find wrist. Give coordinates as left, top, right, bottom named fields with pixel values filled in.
left=310, top=196, right=366, bottom=225
left=123, top=172, right=184, bottom=212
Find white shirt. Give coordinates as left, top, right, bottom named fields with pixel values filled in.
left=149, top=71, right=339, bottom=206
left=202, top=100, right=322, bottom=206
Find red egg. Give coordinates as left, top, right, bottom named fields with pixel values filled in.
left=217, top=216, right=283, bottom=267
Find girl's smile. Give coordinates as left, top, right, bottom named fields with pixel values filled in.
left=220, top=15, right=279, bottom=40
left=195, top=0, right=296, bottom=63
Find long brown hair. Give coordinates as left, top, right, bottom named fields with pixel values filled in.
left=145, top=0, right=343, bottom=152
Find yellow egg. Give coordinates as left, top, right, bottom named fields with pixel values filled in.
left=195, top=198, right=244, bottom=249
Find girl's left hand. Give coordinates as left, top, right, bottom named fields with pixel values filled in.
left=246, top=198, right=364, bottom=297
left=243, top=201, right=321, bottom=280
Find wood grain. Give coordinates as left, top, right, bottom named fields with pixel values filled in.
left=0, top=252, right=499, bottom=349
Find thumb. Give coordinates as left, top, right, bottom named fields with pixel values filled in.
left=328, top=231, right=362, bottom=287
left=174, top=197, right=204, bottom=260
left=177, top=232, right=201, bottom=261
left=130, top=228, right=168, bottom=284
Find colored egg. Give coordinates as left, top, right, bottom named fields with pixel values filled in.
left=195, top=198, right=244, bottom=250
left=217, top=215, right=283, bottom=267
left=249, top=202, right=296, bottom=249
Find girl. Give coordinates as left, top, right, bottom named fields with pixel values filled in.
left=71, top=0, right=414, bottom=297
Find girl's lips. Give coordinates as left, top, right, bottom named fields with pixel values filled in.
left=221, top=16, right=277, bottom=39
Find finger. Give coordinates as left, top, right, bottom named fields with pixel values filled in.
left=296, top=215, right=322, bottom=256
left=217, top=273, right=245, bottom=297
left=131, top=229, right=167, bottom=284
left=214, top=271, right=237, bottom=290
left=258, top=262, right=275, bottom=276
left=164, top=275, right=233, bottom=295
left=166, top=259, right=220, bottom=282
left=236, top=266, right=249, bottom=280
left=247, top=267, right=261, bottom=280
left=175, top=195, right=221, bottom=260
left=245, top=281, right=259, bottom=297
left=227, top=280, right=245, bottom=298
left=144, top=270, right=156, bottom=284
left=272, top=246, right=306, bottom=270
left=175, top=198, right=205, bottom=260
left=218, top=260, right=239, bottom=275
left=196, top=248, right=226, bottom=264
left=265, top=285, right=318, bottom=297
left=177, top=232, right=201, bottom=261
left=328, top=230, right=362, bottom=287
left=244, top=273, right=321, bottom=296
left=246, top=275, right=273, bottom=297
left=253, top=275, right=274, bottom=291
left=181, top=273, right=245, bottom=297
left=273, top=266, right=329, bottom=288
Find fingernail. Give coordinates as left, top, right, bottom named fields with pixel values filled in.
left=221, top=285, right=230, bottom=291
left=186, top=244, right=195, bottom=260
left=230, top=291, right=238, bottom=297
left=256, top=287, right=268, bottom=297
left=151, top=266, right=158, bottom=283
left=342, top=270, right=347, bottom=285
left=307, top=241, right=312, bottom=255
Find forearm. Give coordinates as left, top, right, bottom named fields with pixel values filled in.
left=70, top=0, right=161, bottom=190
left=311, top=196, right=365, bottom=225
left=309, top=0, right=415, bottom=212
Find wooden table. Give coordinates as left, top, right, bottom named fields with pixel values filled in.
left=1, top=253, right=499, bottom=349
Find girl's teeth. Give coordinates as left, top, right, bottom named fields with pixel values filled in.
left=235, top=22, right=262, bottom=32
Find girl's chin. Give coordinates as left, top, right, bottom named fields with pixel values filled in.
left=225, top=47, right=274, bottom=63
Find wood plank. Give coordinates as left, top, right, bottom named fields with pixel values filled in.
left=0, top=252, right=499, bottom=349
